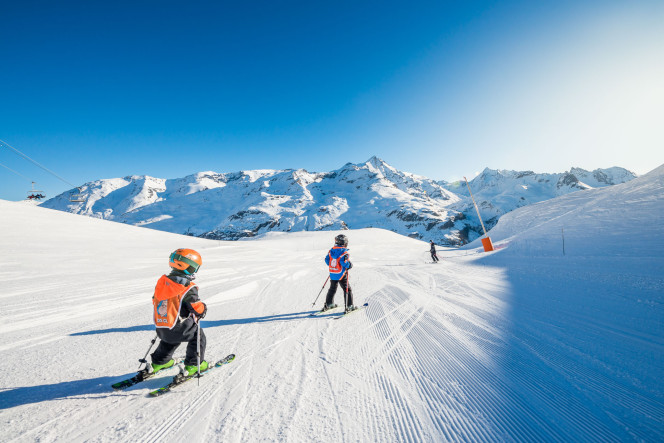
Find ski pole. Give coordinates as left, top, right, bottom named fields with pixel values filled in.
left=196, top=317, right=201, bottom=386
left=138, top=334, right=158, bottom=370
left=311, top=276, right=330, bottom=307
left=344, top=272, right=350, bottom=312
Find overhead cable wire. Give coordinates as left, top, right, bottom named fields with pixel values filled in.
left=0, top=161, right=32, bottom=181
left=0, top=138, right=79, bottom=189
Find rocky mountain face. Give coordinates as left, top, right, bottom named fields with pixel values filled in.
left=40, top=158, right=636, bottom=246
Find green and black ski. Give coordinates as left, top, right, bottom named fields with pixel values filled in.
left=149, top=354, right=236, bottom=397
left=111, top=359, right=182, bottom=390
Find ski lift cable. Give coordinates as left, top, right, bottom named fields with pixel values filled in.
left=0, top=160, right=32, bottom=181
left=0, top=138, right=80, bottom=190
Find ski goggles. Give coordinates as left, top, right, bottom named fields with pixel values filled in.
left=169, top=253, right=201, bottom=274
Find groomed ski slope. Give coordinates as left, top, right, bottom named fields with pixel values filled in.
left=0, top=165, right=662, bottom=442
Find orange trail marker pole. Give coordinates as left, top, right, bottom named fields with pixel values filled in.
left=464, top=176, right=494, bottom=252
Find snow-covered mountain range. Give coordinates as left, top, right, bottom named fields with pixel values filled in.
left=443, top=165, right=637, bottom=233
left=41, top=157, right=636, bottom=245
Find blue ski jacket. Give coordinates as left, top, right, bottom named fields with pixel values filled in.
left=325, top=246, right=352, bottom=280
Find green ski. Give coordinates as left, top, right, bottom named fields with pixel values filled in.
left=149, top=354, right=236, bottom=397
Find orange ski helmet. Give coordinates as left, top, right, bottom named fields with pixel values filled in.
left=169, top=248, right=202, bottom=275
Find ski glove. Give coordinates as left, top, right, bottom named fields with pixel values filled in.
left=347, top=261, right=353, bottom=269
left=198, top=303, right=207, bottom=319
left=191, top=301, right=207, bottom=319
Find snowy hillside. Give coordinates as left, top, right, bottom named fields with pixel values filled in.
left=473, top=164, right=664, bottom=257
left=40, top=158, right=635, bottom=246
left=1, top=164, right=662, bottom=442
left=444, top=166, right=636, bottom=230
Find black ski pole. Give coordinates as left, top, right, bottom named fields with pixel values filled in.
left=138, top=334, right=158, bottom=370
left=344, top=272, right=349, bottom=312
left=196, top=317, right=201, bottom=386
left=311, top=276, right=330, bottom=307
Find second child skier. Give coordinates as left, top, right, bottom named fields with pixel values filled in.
left=323, top=234, right=357, bottom=313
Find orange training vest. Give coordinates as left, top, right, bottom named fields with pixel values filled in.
left=152, top=275, right=197, bottom=329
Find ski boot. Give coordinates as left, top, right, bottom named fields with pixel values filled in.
left=321, top=303, right=338, bottom=312
left=150, top=359, right=175, bottom=374
left=177, top=360, right=210, bottom=380
left=134, top=359, right=175, bottom=382
left=345, top=305, right=358, bottom=313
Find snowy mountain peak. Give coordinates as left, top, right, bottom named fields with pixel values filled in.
left=40, top=161, right=638, bottom=246
left=365, top=155, right=392, bottom=170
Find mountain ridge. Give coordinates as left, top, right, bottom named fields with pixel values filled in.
left=41, top=157, right=637, bottom=246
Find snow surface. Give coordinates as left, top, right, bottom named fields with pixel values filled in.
left=0, top=165, right=662, bottom=442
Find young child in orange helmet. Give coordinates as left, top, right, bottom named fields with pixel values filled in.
left=150, top=248, right=209, bottom=377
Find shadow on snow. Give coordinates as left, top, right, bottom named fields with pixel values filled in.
left=0, top=376, right=122, bottom=410
left=69, top=311, right=327, bottom=337
left=71, top=325, right=154, bottom=335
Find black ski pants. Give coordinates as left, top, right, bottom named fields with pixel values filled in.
left=152, top=316, right=206, bottom=366
left=325, top=275, right=354, bottom=307
left=431, top=251, right=439, bottom=262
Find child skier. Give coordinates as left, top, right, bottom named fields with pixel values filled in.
left=149, top=248, right=209, bottom=378
left=429, top=240, right=439, bottom=263
left=323, top=234, right=357, bottom=313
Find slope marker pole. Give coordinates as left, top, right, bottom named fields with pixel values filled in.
left=464, top=176, right=494, bottom=252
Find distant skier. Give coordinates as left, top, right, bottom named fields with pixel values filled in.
left=150, top=248, right=209, bottom=377
left=429, top=240, right=439, bottom=263
left=323, top=234, right=357, bottom=313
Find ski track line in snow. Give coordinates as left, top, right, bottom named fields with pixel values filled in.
left=350, top=286, right=424, bottom=441
left=416, top=318, right=530, bottom=441
left=0, top=332, right=63, bottom=353
left=136, top=373, right=228, bottom=443
left=420, top=299, right=631, bottom=441
left=1, top=289, right=147, bottom=336
left=368, top=304, right=427, bottom=369
left=278, top=341, right=310, bottom=441
left=202, top=271, right=317, bottom=441
left=212, top=278, right=272, bottom=442
left=407, top=319, right=512, bottom=441
left=316, top=323, right=346, bottom=442
left=506, top=323, right=661, bottom=440
left=364, top=263, right=527, bottom=441
left=130, top=357, right=247, bottom=443
left=364, top=309, right=429, bottom=442
left=344, top=322, right=388, bottom=442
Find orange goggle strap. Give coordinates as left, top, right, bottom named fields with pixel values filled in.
left=170, top=253, right=201, bottom=273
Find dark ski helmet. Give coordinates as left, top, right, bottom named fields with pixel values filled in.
left=169, top=248, right=202, bottom=275
left=335, top=234, right=348, bottom=247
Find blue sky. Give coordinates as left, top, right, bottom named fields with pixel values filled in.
left=1, top=0, right=663, bottom=201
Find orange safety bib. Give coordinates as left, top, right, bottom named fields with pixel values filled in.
left=328, top=249, right=348, bottom=274
left=328, top=255, right=342, bottom=273
left=152, top=275, right=197, bottom=329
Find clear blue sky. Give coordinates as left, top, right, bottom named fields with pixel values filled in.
left=1, top=0, right=663, bottom=201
